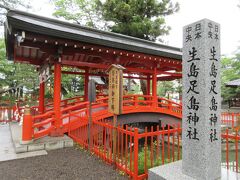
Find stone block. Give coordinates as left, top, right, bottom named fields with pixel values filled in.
left=148, top=161, right=194, bottom=180
left=149, top=161, right=240, bottom=180
left=15, top=143, right=27, bottom=153
left=28, top=143, right=45, bottom=152
left=45, top=141, right=64, bottom=150
left=64, top=140, right=74, bottom=147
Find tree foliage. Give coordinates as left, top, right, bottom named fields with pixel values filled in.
left=0, top=0, right=31, bottom=26
left=0, top=39, right=39, bottom=103
left=98, top=0, right=179, bottom=41
left=52, top=0, right=179, bottom=41
left=0, top=38, right=84, bottom=102
left=157, top=81, right=174, bottom=97
left=221, top=54, right=240, bottom=101
left=61, top=67, right=84, bottom=98
left=52, top=0, right=105, bottom=29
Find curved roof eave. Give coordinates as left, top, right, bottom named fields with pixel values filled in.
left=5, top=9, right=182, bottom=61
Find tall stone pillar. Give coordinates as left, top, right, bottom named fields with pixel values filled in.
left=182, top=19, right=221, bottom=180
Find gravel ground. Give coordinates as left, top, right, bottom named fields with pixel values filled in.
left=0, top=146, right=128, bottom=180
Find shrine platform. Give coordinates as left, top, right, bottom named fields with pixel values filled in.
left=10, top=122, right=73, bottom=154
left=0, top=124, right=47, bottom=162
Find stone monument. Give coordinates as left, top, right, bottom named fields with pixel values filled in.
left=149, top=19, right=221, bottom=180
left=182, top=19, right=221, bottom=180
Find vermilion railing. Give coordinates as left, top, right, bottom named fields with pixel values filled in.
left=7, top=94, right=240, bottom=141
left=31, top=101, right=90, bottom=139
left=44, top=94, right=106, bottom=111
left=221, top=128, right=240, bottom=173
left=32, top=111, right=54, bottom=139
left=24, top=95, right=182, bottom=141
left=70, top=119, right=240, bottom=178
left=221, top=112, right=240, bottom=128
left=0, top=106, right=15, bottom=123
left=90, top=95, right=182, bottom=120
left=45, top=95, right=85, bottom=111
left=69, top=118, right=181, bottom=179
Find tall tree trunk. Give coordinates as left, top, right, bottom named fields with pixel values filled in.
left=140, top=78, right=147, bottom=95
left=20, top=86, right=23, bottom=98
left=127, top=78, right=131, bottom=91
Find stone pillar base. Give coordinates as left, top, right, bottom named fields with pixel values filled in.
left=149, top=160, right=240, bottom=180
left=148, top=161, right=194, bottom=180
left=20, top=139, right=33, bottom=145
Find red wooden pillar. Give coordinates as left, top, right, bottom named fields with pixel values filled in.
left=84, top=69, right=89, bottom=101
left=38, top=82, right=45, bottom=114
left=152, top=68, right=157, bottom=107
left=147, top=75, right=151, bottom=95
left=52, top=63, right=63, bottom=136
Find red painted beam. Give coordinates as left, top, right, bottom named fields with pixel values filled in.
left=59, top=70, right=149, bottom=80
left=61, top=60, right=182, bottom=77
left=157, top=76, right=182, bottom=81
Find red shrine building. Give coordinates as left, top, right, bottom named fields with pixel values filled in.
left=4, top=10, right=182, bottom=141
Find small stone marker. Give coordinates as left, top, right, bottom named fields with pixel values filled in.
left=182, top=19, right=221, bottom=179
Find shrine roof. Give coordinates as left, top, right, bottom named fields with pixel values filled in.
left=225, top=79, right=240, bottom=87
left=5, top=9, right=182, bottom=61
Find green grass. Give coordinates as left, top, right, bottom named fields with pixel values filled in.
left=137, top=145, right=182, bottom=175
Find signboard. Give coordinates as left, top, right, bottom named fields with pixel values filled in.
left=108, top=64, right=125, bottom=115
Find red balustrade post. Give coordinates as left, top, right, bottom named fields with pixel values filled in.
left=152, top=68, right=157, bottom=108
left=21, top=106, right=33, bottom=144
left=232, top=113, right=235, bottom=128
left=235, top=129, right=239, bottom=172
left=64, top=100, right=68, bottom=107
left=51, top=62, right=63, bottom=136
left=84, top=68, right=89, bottom=101
left=133, top=128, right=139, bottom=180
left=39, top=81, right=45, bottom=114
left=68, top=110, right=72, bottom=134
left=226, top=129, right=229, bottom=170
left=168, top=101, right=172, bottom=111
left=134, top=95, right=138, bottom=107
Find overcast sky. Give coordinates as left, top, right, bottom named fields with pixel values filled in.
left=17, top=0, right=240, bottom=56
